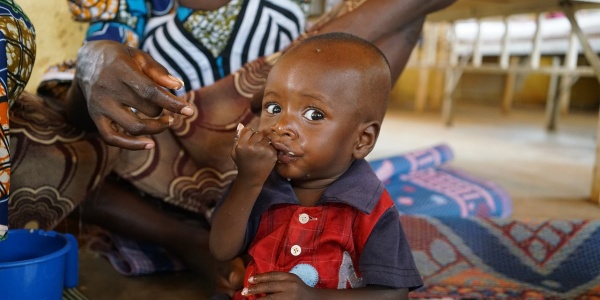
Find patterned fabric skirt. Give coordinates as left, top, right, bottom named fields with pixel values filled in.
left=9, top=85, right=250, bottom=230
left=0, top=0, right=36, bottom=240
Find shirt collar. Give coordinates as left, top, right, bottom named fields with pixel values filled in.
left=254, top=159, right=384, bottom=215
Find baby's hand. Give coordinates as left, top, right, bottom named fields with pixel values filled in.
left=232, top=123, right=277, bottom=182
left=242, top=271, right=316, bottom=300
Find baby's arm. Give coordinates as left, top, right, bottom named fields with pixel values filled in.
left=209, top=124, right=277, bottom=261
left=243, top=272, right=408, bottom=300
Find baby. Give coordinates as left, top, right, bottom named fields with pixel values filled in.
left=210, top=32, right=422, bottom=299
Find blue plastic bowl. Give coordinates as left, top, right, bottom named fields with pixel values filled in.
left=0, top=229, right=79, bottom=300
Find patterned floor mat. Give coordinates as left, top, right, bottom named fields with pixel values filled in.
left=63, top=288, right=88, bottom=300
left=402, top=215, right=600, bottom=299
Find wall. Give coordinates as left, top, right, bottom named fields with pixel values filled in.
left=19, top=0, right=87, bottom=93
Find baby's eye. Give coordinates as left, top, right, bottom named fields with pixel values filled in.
left=265, top=103, right=281, bottom=114
left=303, top=109, right=324, bottom=121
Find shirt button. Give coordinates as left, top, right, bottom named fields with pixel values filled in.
left=299, top=213, right=310, bottom=224
left=291, top=245, right=302, bottom=256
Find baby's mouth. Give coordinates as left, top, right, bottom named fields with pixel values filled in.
left=270, top=140, right=298, bottom=164
left=277, top=150, right=296, bottom=164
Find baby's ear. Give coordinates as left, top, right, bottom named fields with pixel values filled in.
left=353, top=121, right=381, bottom=159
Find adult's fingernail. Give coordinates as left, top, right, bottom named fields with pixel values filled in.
left=144, top=143, right=154, bottom=150
left=181, top=106, right=194, bottom=116
left=241, top=288, right=248, bottom=296
left=168, top=75, right=184, bottom=90
left=168, top=116, right=174, bottom=126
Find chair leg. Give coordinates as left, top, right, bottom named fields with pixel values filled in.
left=545, top=56, right=561, bottom=131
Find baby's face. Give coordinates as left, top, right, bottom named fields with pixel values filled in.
left=258, top=45, right=367, bottom=188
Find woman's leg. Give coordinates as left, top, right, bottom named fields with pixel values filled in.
left=81, top=176, right=243, bottom=295
left=374, top=16, right=426, bottom=81
left=317, top=0, right=454, bottom=43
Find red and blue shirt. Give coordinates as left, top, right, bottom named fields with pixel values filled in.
left=237, top=159, right=423, bottom=296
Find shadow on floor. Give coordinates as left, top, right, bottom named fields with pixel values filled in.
left=78, top=250, right=213, bottom=300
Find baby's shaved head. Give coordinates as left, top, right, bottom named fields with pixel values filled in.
left=279, top=32, right=392, bottom=123
left=296, top=32, right=392, bottom=80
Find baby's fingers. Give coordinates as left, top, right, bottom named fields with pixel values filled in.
left=242, top=272, right=303, bottom=296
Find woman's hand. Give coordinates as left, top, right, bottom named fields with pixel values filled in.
left=72, top=40, right=194, bottom=150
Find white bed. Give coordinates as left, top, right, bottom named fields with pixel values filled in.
left=414, top=0, right=600, bottom=202
left=452, top=10, right=600, bottom=56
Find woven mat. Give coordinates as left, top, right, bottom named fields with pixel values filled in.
left=63, top=288, right=88, bottom=300
left=402, top=215, right=600, bottom=299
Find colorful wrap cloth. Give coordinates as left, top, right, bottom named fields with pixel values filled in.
left=0, top=0, right=36, bottom=241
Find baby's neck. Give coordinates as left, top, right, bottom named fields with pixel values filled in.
left=293, top=186, right=325, bottom=207
left=288, top=169, right=349, bottom=206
